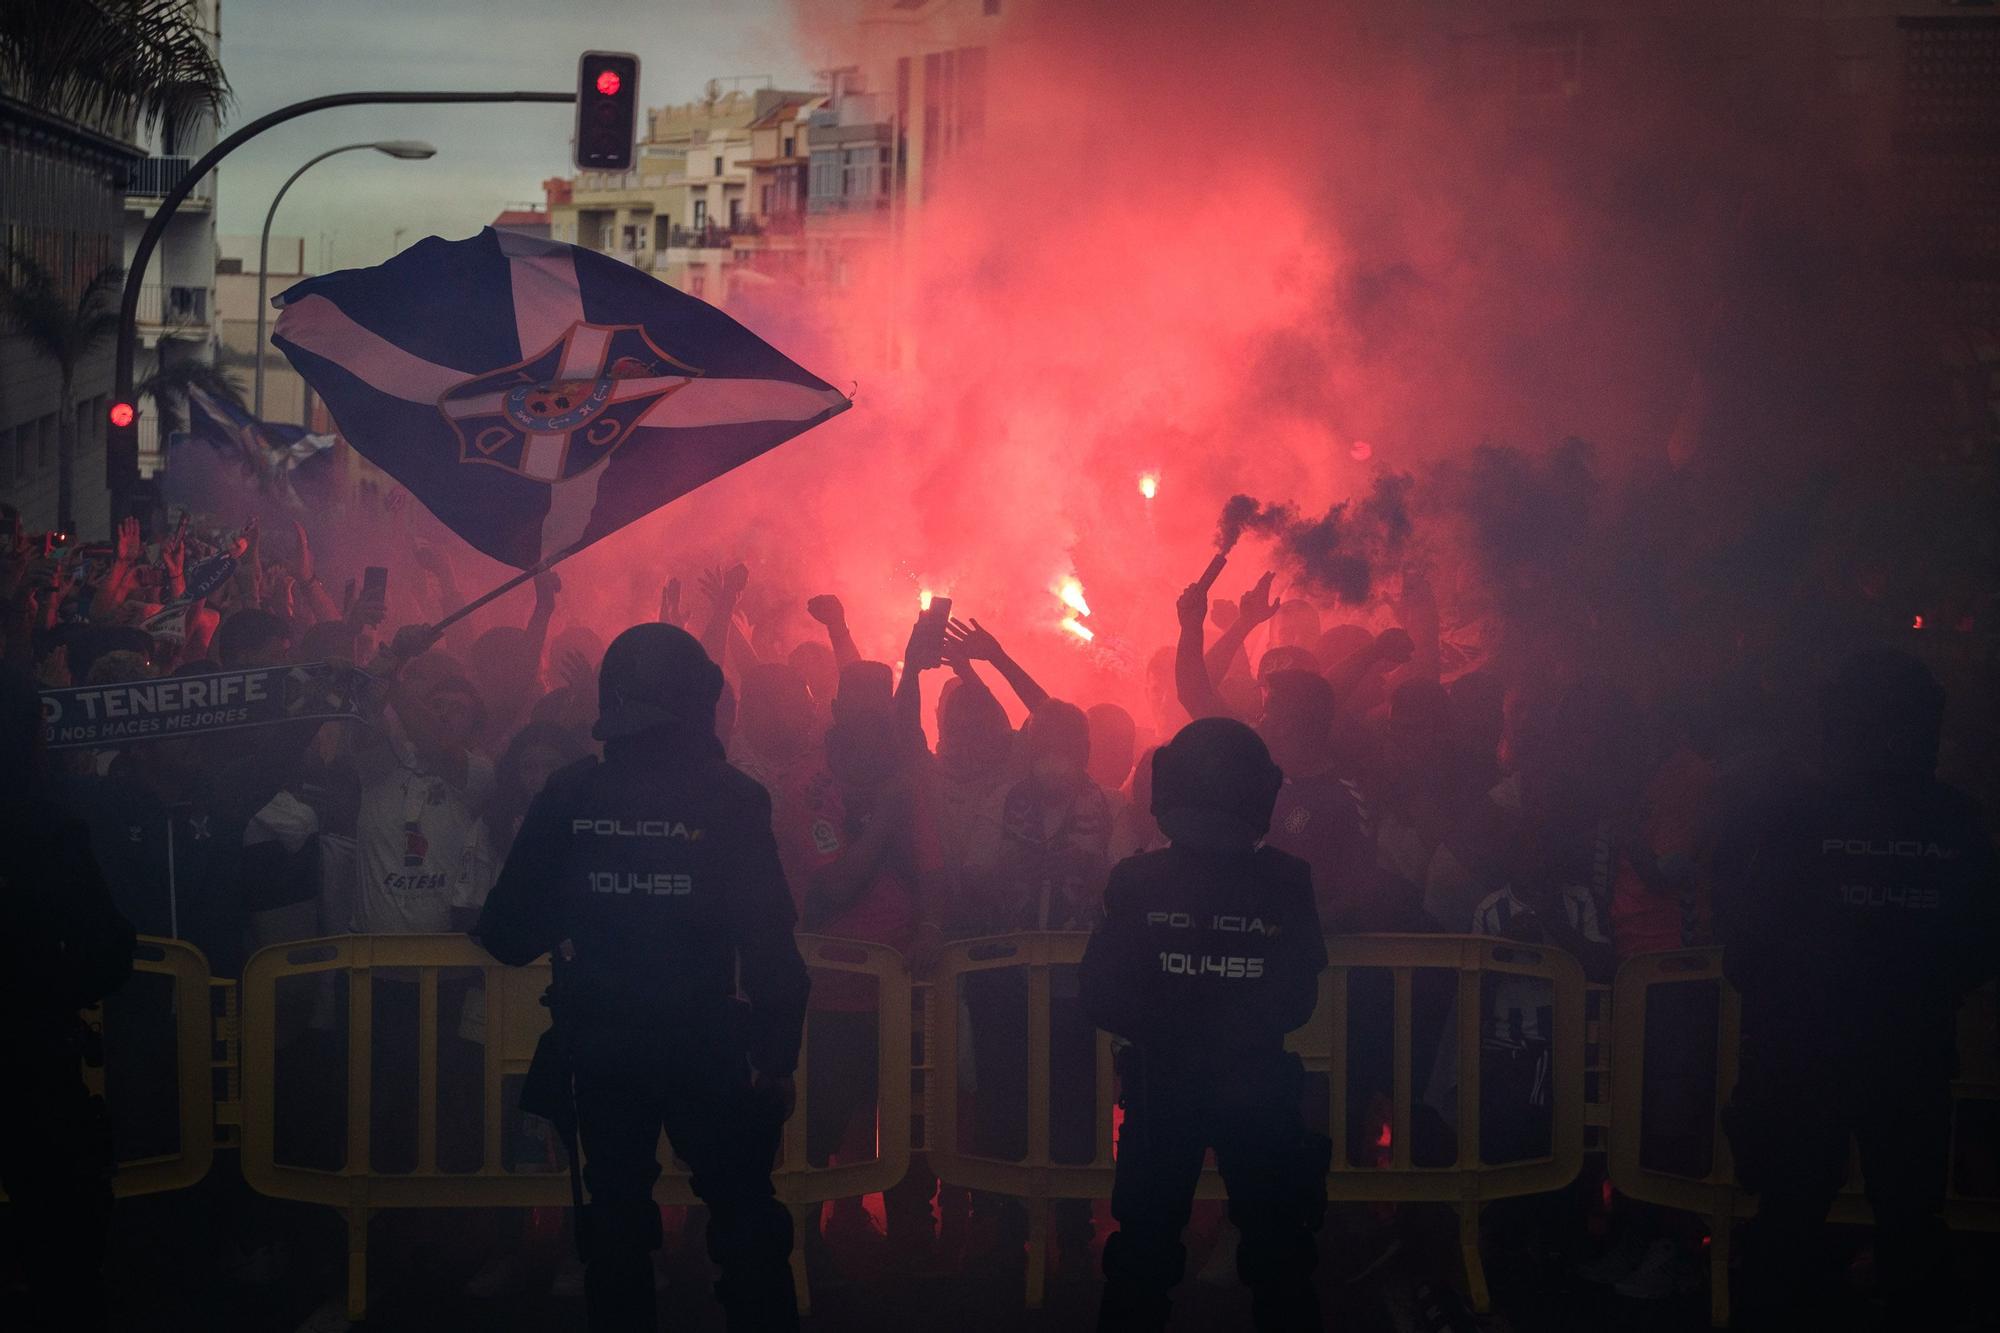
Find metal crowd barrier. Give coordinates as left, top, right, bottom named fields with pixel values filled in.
left=1607, top=948, right=2000, bottom=1327
left=925, top=932, right=1588, bottom=1312
left=21, top=930, right=1991, bottom=1326
left=239, top=932, right=911, bottom=1321
left=0, top=937, right=220, bottom=1206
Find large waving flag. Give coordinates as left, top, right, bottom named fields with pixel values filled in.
left=271, top=228, right=850, bottom=568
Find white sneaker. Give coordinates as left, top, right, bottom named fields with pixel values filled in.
left=1613, top=1239, right=1680, bottom=1301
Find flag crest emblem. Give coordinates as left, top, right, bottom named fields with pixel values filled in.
left=440, top=324, right=702, bottom=482
left=270, top=227, right=849, bottom=569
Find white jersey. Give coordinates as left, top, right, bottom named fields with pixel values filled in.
left=356, top=752, right=495, bottom=935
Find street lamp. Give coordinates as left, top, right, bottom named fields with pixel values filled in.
left=253, top=139, right=437, bottom=418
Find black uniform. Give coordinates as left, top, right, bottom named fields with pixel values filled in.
left=1716, top=654, right=1998, bottom=1329
left=2, top=784, right=137, bottom=1330
left=477, top=720, right=810, bottom=1332
left=1080, top=718, right=1330, bottom=1332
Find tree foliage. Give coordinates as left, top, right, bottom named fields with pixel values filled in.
left=0, top=0, right=230, bottom=142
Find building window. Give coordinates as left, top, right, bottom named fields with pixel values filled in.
left=728, top=197, right=742, bottom=228
left=783, top=135, right=795, bottom=157
left=688, top=271, right=706, bottom=298
left=37, top=414, right=53, bottom=469
left=713, top=155, right=723, bottom=177
left=693, top=198, right=708, bottom=228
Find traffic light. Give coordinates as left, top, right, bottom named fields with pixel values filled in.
left=106, top=399, right=139, bottom=494
left=574, top=51, right=639, bottom=172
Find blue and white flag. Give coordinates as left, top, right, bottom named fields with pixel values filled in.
left=270, top=228, right=851, bottom=568
left=179, top=383, right=337, bottom=473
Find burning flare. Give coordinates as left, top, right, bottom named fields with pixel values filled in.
left=1059, top=577, right=1091, bottom=618
left=1138, top=472, right=1159, bottom=500
left=1062, top=617, right=1095, bottom=643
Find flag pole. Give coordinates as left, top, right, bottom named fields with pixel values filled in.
left=424, top=541, right=585, bottom=643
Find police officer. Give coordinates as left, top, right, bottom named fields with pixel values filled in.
left=477, top=624, right=810, bottom=1332
left=1080, top=717, right=1331, bottom=1331
left=1, top=666, right=136, bottom=1332
left=1717, top=650, right=1997, bottom=1330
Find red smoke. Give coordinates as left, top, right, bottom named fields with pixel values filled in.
left=315, top=1, right=1975, bottom=731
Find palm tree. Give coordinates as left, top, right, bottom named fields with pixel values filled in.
left=0, top=254, right=123, bottom=532
left=0, top=0, right=229, bottom=142
left=137, top=357, right=246, bottom=438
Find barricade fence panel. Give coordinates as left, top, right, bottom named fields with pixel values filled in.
left=1607, top=947, right=2000, bottom=1327
left=0, top=936, right=217, bottom=1206
left=924, top=932, right=1588, bottom=1311
left=25, top=931, right=1991, bottom=1326
left=238, top=932, right=912, bottom=1319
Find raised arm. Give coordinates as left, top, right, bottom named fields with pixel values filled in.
left=1206, top=572, right=1278, bottom=684
left=944, top=617, right=1048, bottom=713
left=524, top=569, right=560, bottom=661
left=806, top=594, right=861, bottom=668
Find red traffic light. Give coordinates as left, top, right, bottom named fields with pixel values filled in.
left=108, top=401, right=136, bottom=429
left=575, top=51, right=640, bottom=172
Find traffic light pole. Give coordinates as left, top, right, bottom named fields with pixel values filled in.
left=112, top=89, right=576, bottom=502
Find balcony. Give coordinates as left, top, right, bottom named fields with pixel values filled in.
left=125, top=155, right=214, bottom=205
left=135, top=283, right=209, bottom=330
left=667, top=220, right=762, bottom=249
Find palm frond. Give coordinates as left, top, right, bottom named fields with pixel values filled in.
left=0, top=249, right=124, bottom=372
left=0, top=0, right=231, bottom=141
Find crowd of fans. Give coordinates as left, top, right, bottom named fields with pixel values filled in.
left=2, top=490, right=1991, bottom=1328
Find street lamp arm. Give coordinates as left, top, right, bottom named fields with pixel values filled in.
left=254, top=143, right=383, bottom=417
left=115, top=89, right=576, bottom=404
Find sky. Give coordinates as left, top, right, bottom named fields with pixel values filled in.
left=215, top=0, right=814, bottom=271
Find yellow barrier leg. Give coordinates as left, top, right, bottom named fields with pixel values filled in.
left=1025, top=1194, right=1049, bottom=1309
left=1710, top=1212, right=1731, bottom=1328
left=1457, top=1202, right=1489, bottom=1314
left=345, top=1205, right=369, bottom=1323
left=791, top=1202, right=811, bottom=1316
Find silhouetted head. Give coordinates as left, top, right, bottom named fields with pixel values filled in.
left=739, top=662, right=815, bottom=760
left=1086, top=702, right=1138, bottom=792
left=549, top=625, right=605, bottom=674
left=1257, top=644, right=1319, bottom=681
left=788, top=640, right=838, bottom=705
left=1315, top=624, right=1372, bottom=670
left=833, top=660, right=894, bottom=725
left=938, top=678, right=1012, bottom=770
left=1151, top=717, right=1283, bottom=851
left=1258, top=669, right=1338, bottom=776
left=1025, top=699, right=1091, bottom=796
left=1821, top=649, right=1943, bottom=782
left=216, top=608, right=290, bottom=669
left=1273, top=599, right=1322, bottom=651
left=496, top=720, right=588, bottom=806
left=594, top=622, right=724, bottom=743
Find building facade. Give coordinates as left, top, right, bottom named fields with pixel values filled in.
left=0, top=95, right=138, bottom=536
left=121, top=0, right=223, bottom=483
left=550, top=87, right=818, bottom=305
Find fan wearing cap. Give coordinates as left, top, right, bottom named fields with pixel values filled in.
left=1080, top=717, right=1331, bottom=1332
left=475, top=622, right=809, bottom=1333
